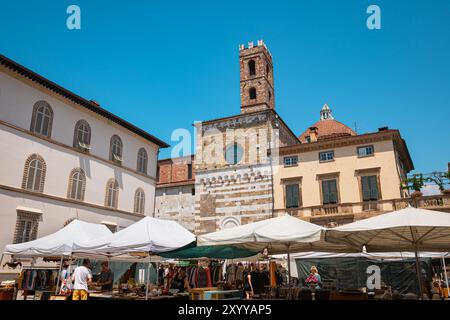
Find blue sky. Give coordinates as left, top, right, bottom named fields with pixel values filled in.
left=1, top=0, right=449, bottom=174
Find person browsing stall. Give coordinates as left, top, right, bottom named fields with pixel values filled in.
left=72, top=259, right=93, bottom=300
left=96, top=262, right=114, bottom=292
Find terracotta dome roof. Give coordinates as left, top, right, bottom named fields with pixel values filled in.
left=299, top=119, right=356, bottom=143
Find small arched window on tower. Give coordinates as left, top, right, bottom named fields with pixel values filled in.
left=248, top=60, right=256, bottom=76
left=268, top=90, right=272, bottom=101
left=249, top=87, right=257, bottom=100
left=266, top=63, right=270, bottom=77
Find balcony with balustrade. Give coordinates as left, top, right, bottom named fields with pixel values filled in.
left=274, top=193, right=450, bottom=226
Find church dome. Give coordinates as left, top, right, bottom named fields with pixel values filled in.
left=299, top=104, right=356, bottom=143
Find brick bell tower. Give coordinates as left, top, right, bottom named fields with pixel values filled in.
left=239, top=40, right=275, bottom=114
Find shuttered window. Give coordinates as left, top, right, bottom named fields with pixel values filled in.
left=361, top=175, right=379, bottom=201
left=286, top=184, right=300, bottom=208
left=322, top=179, right=338, bottom=204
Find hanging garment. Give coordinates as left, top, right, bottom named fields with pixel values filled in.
left=226, top=265, right=236, bottom=284
left=236, top=265, right=244, bottom=282
left=197, top=267, right=212, bottom=288
left=269, top=262, right=277, bottom=288
left=18, top=271, right=24, bottom=290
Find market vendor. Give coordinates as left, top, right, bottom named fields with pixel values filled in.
left=96, top=262, right=114, bottom=292
left=169, top=269, right=190, bottom=293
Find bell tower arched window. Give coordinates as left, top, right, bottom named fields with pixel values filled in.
left=248, top=60, right=256, bottom=76
left=249, top=87, right=257, bottom=100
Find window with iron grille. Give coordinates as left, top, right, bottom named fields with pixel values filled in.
left=13, top=211, right=40, bottom=244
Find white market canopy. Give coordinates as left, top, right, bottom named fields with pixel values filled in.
left=197, top=215, right=352, bottom=255
left=73, top=216, right=195, bottom=256
left=274, top=251, right=450, bottom=261
left=4, top=219, right=112, bottom=257
left=325, top=206, right=450, bottom=252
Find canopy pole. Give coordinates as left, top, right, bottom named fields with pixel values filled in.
left=145, top=262, right=151, bottom=300
left=0, top=254, right=4, bottom=267
left=287, top=243, right=291, bottom=299
left=55, top=256, right=64, bottom=294
left=156, top=262, right=159, bottom=286
left=442, top=257, right=449, bottom=297
left=414, top=248, right=425, bottom=299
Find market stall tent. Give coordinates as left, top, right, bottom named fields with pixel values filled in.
left=159, top=245, right=260, bottom=259
left=324, top=206, right=450, bottom=298
left=197, top=214, right=352, bottom=254
left=197, top=214, right=354, bottom=287
left=73, top=216, right=196, bottom=256
left=324, top=206, right=450, bottom=252
left=3, top=219, right=112, bottom=257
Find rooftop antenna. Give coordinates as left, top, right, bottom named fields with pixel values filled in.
left=354, top=122, right=359, bottom=134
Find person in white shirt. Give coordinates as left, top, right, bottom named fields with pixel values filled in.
left=71, top=259, right=92, bottom=300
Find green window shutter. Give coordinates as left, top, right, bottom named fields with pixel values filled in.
left=329, top=180, right=338, bottom=204
left=286, top=184, right=299, bottom=208
left=369, top=176, right=379, bottom=200
left=361, top=176, right=371, bottom=201
left=322, top=180, right=330, bottom=204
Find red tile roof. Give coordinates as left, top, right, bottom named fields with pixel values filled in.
left=299, top=119, right=356, bottom=143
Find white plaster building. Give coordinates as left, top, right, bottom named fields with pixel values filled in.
left=0, top=54, right=168, bottom=275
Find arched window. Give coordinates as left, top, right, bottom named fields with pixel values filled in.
left=73, top=120, right=91, bottom=151
left=30, top=101, right=53, bottom=137
left=105, top=178, right=119, bottom=208
left=22, top=154, right=46, bottom=192
left=249, top=87, right=257, bottom=100
left=137, top=148, right=148, bottom=174
left=134, top=188, right=145, bottom=214
left=109, top=135, right=123, bottom=163
left=268, top=90, right=272, bottom=101
left=67, top=168, right=86, bottom=201
left=266, top=63, right=270, bottom=77
left=248, top=60, right=256, bottom=76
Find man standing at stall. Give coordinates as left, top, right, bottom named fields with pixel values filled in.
left=96, top=262, right=114, bottom=292
left=72, top=259, right=93, bottom=300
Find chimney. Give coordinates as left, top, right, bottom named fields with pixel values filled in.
left=309, top=126, right=318, bottom=142
left=378, top=126, right=389, bottom=132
